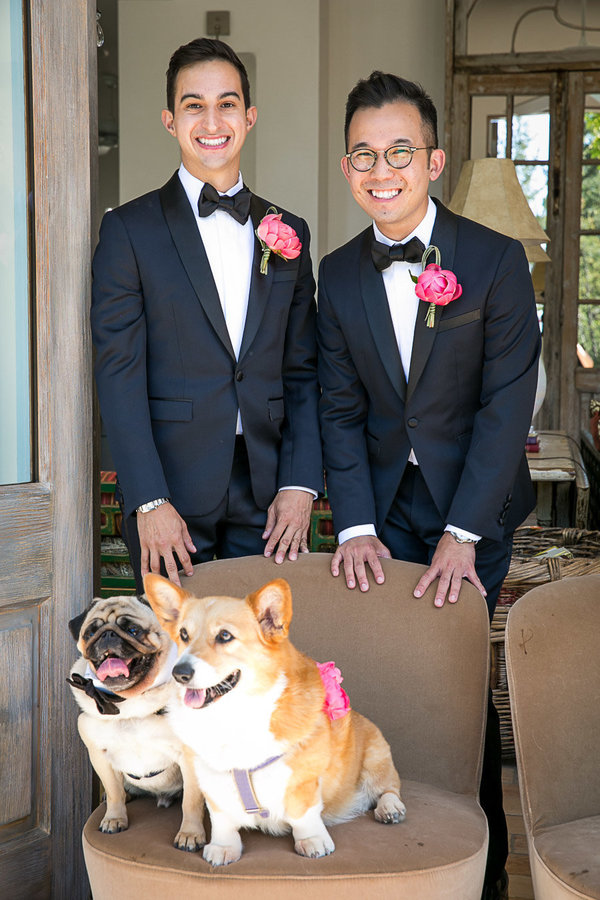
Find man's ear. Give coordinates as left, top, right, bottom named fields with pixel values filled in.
left=144, top=574, right=187, bottom=639
left=341, top=155, right=351, bottom=183
left=247, top=579, right=292, bottom=644
left=161, top=108, right=175, bottom=136
left=245, top=105, right=257, bottom=133
left=428, top=148, right=446, bottom=183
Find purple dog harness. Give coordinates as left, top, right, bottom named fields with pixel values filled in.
left=232, top=755, right=282, bottom=818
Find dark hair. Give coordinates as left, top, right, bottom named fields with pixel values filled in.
left=344, top=71, right=438, bottom=152
left=166, top=38, right=251, bottom=112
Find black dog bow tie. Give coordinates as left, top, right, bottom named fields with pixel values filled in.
left=67, top=673, right=125, bottom=716
left=198, top=182, right=251, bottom=225
left=371, top=236, right=425, bottom=272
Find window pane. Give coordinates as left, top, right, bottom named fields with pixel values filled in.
left=0, top=0, right=31, bottom=483
left=578, top=305, right=600, bottom=367
left=580, top=235, right=600, bottom=301
left=470, top=96, right=507, bottom=158
left=512, top=97, right=550, bottom=161
left=583, top=99, right=600, bottom=162
left=581, top=164, right=600, bottom=230
left=516, top=163, right=548, bottom=231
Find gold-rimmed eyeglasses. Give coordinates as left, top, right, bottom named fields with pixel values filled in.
left=345, top=145, right=434, bottom=172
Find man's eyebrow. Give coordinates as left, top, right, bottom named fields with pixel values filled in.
left=349, top=138, right=412, bottom=151
left=179, top=90, right=241, bottom=103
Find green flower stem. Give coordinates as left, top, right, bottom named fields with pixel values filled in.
left=260, top=246, right=271, bottom=275
left=421, top=244, right=441, bottom=268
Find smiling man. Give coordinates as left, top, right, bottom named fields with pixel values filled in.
left=317, top=72, right=541, bottom=900
left=91, top=38, right=322, bottom=591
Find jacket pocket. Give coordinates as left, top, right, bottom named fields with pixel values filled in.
left=149, top=398, right=193, bottom=422
left=437, top=309, right=481, bottom=332
left=271, top=267, right=298, bottom=282
left=268, top=397, right=285, bottom=421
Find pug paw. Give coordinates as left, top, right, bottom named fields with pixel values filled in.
left=174, top=829, right=205, bottom=852
left=374, top=791, right=406, bottom=824
left=99, top=815, right=128, bottom=833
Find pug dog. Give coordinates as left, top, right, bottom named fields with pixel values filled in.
left=68, top=594, right=205, bottom=850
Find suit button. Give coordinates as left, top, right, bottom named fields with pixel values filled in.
left=407, top=417, right=419, bottom=428
left=235, top=371, right=244, bottom=382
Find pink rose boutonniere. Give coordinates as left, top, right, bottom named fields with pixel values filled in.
left=256, top=206, right=302, bottom=275
left=317, top=661, right=351, bottom=721
left=410, top=245, right=462, bottom=328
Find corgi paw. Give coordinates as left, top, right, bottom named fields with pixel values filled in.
left=99, top=814, right=128, bottom=834
left=294, top=834, right=335, bottom=858
left=374, top=791, right=406, bottom=824
left=203, top=842, right=242, bottom=866
left=174, top=829, right=206, bottom=852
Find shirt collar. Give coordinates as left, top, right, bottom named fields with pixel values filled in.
left=372, top=196, right=437, bottom=248
left=178, top=163, right=244, bottom=212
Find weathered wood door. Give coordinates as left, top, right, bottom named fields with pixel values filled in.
left=0, top=1, right=97, bottom=897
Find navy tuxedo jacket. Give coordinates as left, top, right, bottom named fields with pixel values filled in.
left=91, top=172, right=323, bottom=519
left=317, top=200, right=541, bottom=543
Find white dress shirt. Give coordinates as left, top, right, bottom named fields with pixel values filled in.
left=179, top=164, right=253, bottom=434
left=178, top=164, right=315, bottom=500
left=338, top=198, right=480, bottom=545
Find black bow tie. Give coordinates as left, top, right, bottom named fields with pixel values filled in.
left=198, top=182, right=252, bottom=225
left=371, top=236, right=425, bottom=272
left=67, top=672, right=125, bottom=716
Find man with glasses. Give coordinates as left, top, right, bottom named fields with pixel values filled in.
left=317, top=72, right=540, bottom=900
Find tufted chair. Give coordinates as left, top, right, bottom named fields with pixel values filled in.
left=506, top=574, right=600, bottom=899
left=82, top=553, right=490, bottom=899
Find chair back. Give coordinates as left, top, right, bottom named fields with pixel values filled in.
left=506, top=574, right=600, bottom=833
left=183, top=553, right=489, bottom=797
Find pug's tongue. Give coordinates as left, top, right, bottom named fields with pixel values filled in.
left=96, top=657, right=131, bottom=681
left=184, top=688, right=206, bottom=709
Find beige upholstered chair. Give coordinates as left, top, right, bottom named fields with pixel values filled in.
left=82, top=553, right=490, bottom=899
left=506, top=574, right=600, bottom=899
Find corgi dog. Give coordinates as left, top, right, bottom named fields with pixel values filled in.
left=144, top=573, right=406, bottom=866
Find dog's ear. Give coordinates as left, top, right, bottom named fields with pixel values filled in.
left=143, top=574, right=188, bottom=637
left=68, top=599, right=100, bottom=641
left=247, top=579, right=292, bottom=643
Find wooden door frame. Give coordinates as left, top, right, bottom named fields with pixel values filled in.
left=33, top=0, right=97, bottom=892
left=0, top=1, right=96, bottom=896
left=445, top=0, right=600, bottom=438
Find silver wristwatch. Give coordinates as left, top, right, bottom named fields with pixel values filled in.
left=136, top=497, right=170, bottom=514
left=447, top=528, right=477, bottom=544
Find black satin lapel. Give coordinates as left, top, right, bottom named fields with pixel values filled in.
left=429, top=199, right=458, bottom=273
left=159, top=172, right=235, bottom=358
left=359, top=231, right=406, bottom=402
left=238, top=194, right=274, bottom=361
left=406, top=201, right=459, bottom=402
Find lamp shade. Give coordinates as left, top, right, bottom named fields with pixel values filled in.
left=448, top=158, right=550, bottom=262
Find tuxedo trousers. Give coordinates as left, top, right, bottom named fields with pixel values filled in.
left=121, top=436, right=267, bottom=594
left=380, top=461, right=511, bottom=886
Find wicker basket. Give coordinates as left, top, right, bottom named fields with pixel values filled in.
left=492, top=526, right=600, bottom=759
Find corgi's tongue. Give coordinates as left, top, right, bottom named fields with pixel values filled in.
left=184, top=688, right=207, bottom=709
left=96, top=657, right=130, bottom=681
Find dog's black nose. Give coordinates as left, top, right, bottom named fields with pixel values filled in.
left=173, top=660, right=194, bottom=684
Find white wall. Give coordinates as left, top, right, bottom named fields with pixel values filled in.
left=117, top=0, right=446, bottom=259
left=322, top=0, right=446, bottom=255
